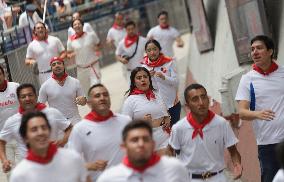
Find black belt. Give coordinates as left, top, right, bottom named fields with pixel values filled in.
left=39, top=70, right=52, bottom=74
left=192, top=169, right=224, bottom=179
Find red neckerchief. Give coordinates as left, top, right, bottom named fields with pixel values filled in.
left=0, top=80, right=8, bottom=92
left=160, top=24, right=169, bottom=29
left=124, top=34, right=138, bottom=48
left=143, top=54, right=172, bottom=68
left=52, top=72, right=68, bottom=82
left=26, top=143, right=57, bottom=164
left=252, top=61, right=278, bottom=76
left=33, top=35, right=48, bottom=43
left=18, top=103, right=47, bottom=114
left=123, top=153, right=161, bottom=173
left=112, top=22, right=124, bottom=30
left=70, top=32, right=85, bottom=41
left=130, top=88, right=156, bottom=101
left=84, top=110, right=114, bottom=122
left=187, top=110, right=215, bottom=139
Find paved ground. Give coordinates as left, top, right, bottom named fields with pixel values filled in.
left=0, top=33, right=242, bottom=181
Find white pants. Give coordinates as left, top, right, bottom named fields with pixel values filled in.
left=191, top=172, right=227, bottom=182
left=153, top=126, right=169, bottom=151
left=77, top=63, right=101, bottom=94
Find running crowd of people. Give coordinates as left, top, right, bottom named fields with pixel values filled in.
left=0, top=8, right=283, bottom=182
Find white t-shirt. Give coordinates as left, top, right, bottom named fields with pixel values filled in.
left=68, top=22, right=95, bottom=37
left=97, top=156, right=190, bottom=182
left=38, top=76, right=85, bottom=125
left=115, top=36, right=147, bottom=71
left=106, top=27, right=126, bottom=47
left=19, top=11, right=42, bottom=29
left=10, top=148, right=88, bottom=182
left=67, top=113, right=131, bottom=181
left=26, top=35, right=65, bottom=73
left=147, top=25, right=180, bottom=57
left=169, top=115, right=238, bottom=174
left=67, top=32, right=100, bottom=67
left=142, top=59, right=179, bottom=108
left=235, top=66, right=284, bottom=145
left=0, top=107, right=71, bottom=159
left=122, top=92, right=168, bottom=120
left=273, top=169, right=284, bottom=182
left=122, top=93, right=169, bottom=150
left=0, top=82, right=19, bottom=130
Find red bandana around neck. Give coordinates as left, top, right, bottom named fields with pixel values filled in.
left=187, top=110, right=215, bottom=139
left=70, top=32, right=85, bottom=41
left=143, top=54, right=172, bottom=68
left=112, top=22, right=124, bottom=30
left=18, top=103, right=47, bottom=114
left=124, top=34, right=138, bottom=48
left=130, top=88, right=156, bottom=101
left=160, top=24, right=169, bottom=29
left=52, top=72, right=68, bottom=82
left=123, top=153, right=161, bottom=173
left=0, top=80, right=8, bottom=92
left=26, top=143, right=58, bottom=164
left=84, top=110, right=114, bottom=122
left=252, top=61, right=278, bottom=76
left=33, top=35, right=48, bottom=43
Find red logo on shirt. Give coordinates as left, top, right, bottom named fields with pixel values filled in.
left=0, top=100, right=16, bottom=107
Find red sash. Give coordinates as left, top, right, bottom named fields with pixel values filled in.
left=252, top=61, right=278, bottom=76
left=52, top=72, right=68, bottom=82
left=123, top=153, right=161, bottom=173
left=124, top=34, right=138, bottom=48
left=130, top=88, right=156, bottom=101
left=18, top=103, right=47, bottom=114
left=112, top=22, right=124, bottom=30
left=84, top=110, right=114, bottom=122
left=187, top=110, right=215, bottom=139
left=26, top=143, right=57, bottom=164
left=70, top=32, right=85, bottom=41
left=160, top=24, right=169, bottom=29
left=33, top=35, right=48, bottom=43
left=143, top=54, right=172, bottom=67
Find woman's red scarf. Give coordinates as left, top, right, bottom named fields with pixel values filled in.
left=130, top=88, right=156, bottom=101
left=187, top=110, right=215, bottom=139
left=52, top=72, right=68, bottom=82
left=33, top=34, right=48, bottom=43
left=143, top=54, right=172, bottom=67
left=252, top=61, right=278, bottom=76
left=0, top=80, right=8, bottom=92
left=70, top=32, right=85, bottom=41
left=26, top=143, right=57, bottom=164
left=112, top=22, right=124, bottom=30
left=18, top=103, right=47, bottom=114
left=124, top=34, right=138, bottom=48
left=123, top=153, right=161, bottom=173
left=85, top=110, right=114, bottom=122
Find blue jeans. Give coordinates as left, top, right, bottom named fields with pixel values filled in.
left=168, top=102, right=181, bottom=127
left=258, top=144, right=280, bottom=182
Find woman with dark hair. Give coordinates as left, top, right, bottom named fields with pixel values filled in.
left=122, top=67, right=170, bottom=155
left=67, top=18, right=101, bottom=94
left=142, top=39, right=180, bottom=127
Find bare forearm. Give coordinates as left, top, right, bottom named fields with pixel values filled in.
left=0, top=140, right=7, bottom=162
left=239, top=108, right=258, bottom=120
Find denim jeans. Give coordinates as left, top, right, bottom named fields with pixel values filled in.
left=258, top=144, right=280, bottom=182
